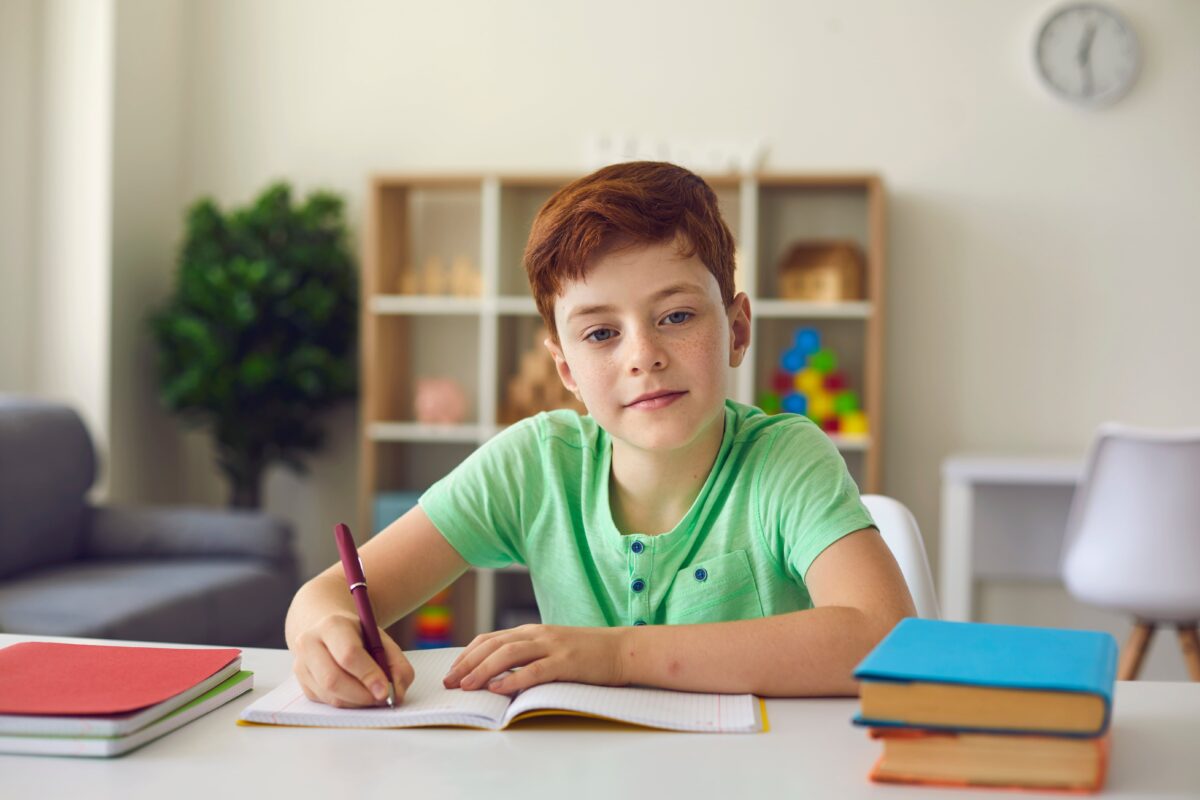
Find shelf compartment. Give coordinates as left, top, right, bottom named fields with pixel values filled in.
left=499, top=180, right=563, bottom=297
left=756, top=184, right=872, bottom=301
left=372, top=440, right=477, bottom=496
left=365, top=314, right=481, bottom=424
left=373, top=181, right=483, bottom=297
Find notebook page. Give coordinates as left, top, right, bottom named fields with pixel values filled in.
left=504, top=682, right=761, bottom=733
left=239, top=648, right=511, bottom=729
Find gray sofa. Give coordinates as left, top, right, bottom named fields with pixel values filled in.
left=0, top=396, right=298, bottom=647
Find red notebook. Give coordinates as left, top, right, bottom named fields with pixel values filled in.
left=0, top=642, right=241, bottom=715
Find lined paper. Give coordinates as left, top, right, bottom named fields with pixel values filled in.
left=506, top=682, right=760, bottom=732
left=240, top=648, right=510, bottom=729
left=240, top=647, right=761, bottom=733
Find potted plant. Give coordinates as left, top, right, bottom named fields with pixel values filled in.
left=150, top=182, right=358, bottom=508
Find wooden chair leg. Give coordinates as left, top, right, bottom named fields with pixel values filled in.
left=1177, top=625, right=1200, bottom=682
left=1118, top=621, right=1155, bottom=680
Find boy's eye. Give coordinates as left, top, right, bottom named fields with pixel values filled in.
left=585, top=328, right=615, bottom=343
left=664, top=311, right=693, bottom=325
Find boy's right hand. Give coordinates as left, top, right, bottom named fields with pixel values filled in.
left=291, top=612, right=415, bottom=708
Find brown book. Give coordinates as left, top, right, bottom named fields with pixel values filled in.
left=869, top=728, right=1109, bottom=793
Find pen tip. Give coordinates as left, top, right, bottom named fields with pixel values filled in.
left=386, top=684, right=396, bottom=708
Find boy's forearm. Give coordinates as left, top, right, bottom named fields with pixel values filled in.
left=617, top=607, right=898, bottom=696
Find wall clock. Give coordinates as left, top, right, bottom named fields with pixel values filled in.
left=1034, top=3, right=1140, bottom=107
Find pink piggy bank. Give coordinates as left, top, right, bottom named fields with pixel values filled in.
left=415, top=377, right=468, bottom=424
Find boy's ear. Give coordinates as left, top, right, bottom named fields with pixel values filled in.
left=727, top=292, right=752, bottom=368
left=544, top=337, right=583, bottom=402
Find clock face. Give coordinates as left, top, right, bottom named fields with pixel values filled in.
left=1035, top=3, right=1140, bottom=107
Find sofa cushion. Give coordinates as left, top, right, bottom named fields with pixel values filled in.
left=0, top=559, right=293, bottom=647
left=0, top=397, right=94, bottom=578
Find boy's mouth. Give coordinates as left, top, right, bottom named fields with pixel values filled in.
left=625, top=390, right=687, bottom=410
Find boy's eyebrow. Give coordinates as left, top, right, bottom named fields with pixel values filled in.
left=565, top=282, right=708, bottom=324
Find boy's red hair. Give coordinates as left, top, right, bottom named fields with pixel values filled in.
left=523, top=161, right=737, bottom=342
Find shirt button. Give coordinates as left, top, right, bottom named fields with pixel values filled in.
left=631, top=540, right=644, bottom=554
left=694, top=568, right=708, bottom=582
left=634, top=620, right=647, bottom=626
left=631, top=578, right=646, bottom=593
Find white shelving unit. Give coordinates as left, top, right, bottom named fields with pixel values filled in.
left=361, top=172, right=887, bottom=646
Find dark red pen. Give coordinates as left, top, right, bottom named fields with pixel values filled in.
left=333, top=522, right=395, bottom=708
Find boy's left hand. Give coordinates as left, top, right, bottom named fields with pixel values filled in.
left=442, top=625, right=628, bottom=694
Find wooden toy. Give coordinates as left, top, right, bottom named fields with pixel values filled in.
left=771, top=369, right=792, bottom=394
left=422, top=255, right=448, bottom=295
left=399, top=268, right=420, bottom=295
left=414, top=377, right=468, bottom=424
left=450, top=255, right=481, bottom=297
left=777, top=241, right=865, bottom=302
left=501, top=326, right=587, bottom=423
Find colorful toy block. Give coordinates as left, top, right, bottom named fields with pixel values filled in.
left=759, top=326, right=869, bottom=437
left=757, top=391, right=782, bottom=415
left=782, top=392, right=808, bottom=416
left=810, top=348, right=837, bottom=375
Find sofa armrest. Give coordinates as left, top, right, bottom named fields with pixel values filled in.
left=85, top=506, right=296, bottom=565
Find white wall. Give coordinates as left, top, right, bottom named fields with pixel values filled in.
left=33, top=0, right=115, bottom=494
left=10, top=1, right=1200, bottom=676
left=109, top=0, right=191, bottom=504
left=0, top=0, right=39, bottom=393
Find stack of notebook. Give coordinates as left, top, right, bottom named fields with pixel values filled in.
left=0, top=641, right=253, bottom=757
left=853, top=619, right=1118, bottom=793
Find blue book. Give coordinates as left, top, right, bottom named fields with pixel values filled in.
left=853, top=619, right=1118, bottom=737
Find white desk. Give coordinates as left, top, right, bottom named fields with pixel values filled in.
left=3, top=633, right=1198, bottom=799
left=940, top=455, right=1084, bottom=622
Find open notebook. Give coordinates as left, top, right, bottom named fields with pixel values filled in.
left=240, top=647, right=764, bottom=733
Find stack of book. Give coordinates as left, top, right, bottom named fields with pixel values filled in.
left=0, top=641, right=253, bottom=757
left=853, top=619, right=1118, bottom=793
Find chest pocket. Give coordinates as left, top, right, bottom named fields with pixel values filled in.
left=663, top=549, right=764, bottom=624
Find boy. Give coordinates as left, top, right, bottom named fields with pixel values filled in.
left=286, top=161, right=915, bottom=708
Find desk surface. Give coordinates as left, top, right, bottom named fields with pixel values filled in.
left=942, top=454, right=1084, bottom=484
left=2, top=633, right=1199, bottom=799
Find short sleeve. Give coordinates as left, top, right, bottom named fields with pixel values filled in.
left=418, top=418, right=542, bottom=568
left=754, top=418, right=876, bottom=583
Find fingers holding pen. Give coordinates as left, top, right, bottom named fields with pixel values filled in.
left=294, top=615, right=391, bottom=707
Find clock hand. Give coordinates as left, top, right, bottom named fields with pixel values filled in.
left=1078, top=21, right=1097, bottom=98
left=1077, top=21, right=1097, bottom=67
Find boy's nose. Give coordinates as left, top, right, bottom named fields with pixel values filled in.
left=626, top=331, right=668, bottom=374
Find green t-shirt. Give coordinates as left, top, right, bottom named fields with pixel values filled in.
left=419, top=399, right=875, bottom=627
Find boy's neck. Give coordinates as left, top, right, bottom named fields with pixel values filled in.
left=608, top=409, right=726, bottom=536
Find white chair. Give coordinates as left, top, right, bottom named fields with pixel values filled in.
left=861, top=494, right=940, bottom=620
left=1060, top=423, right=1200, bottom=681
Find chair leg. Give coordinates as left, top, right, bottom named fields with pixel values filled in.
left=1177, top=625, right=1200, bottom=681
left=1118, top=621, right=1155, bottom=680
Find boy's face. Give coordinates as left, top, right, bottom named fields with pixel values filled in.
left=545, top=237, right=751, bottom=454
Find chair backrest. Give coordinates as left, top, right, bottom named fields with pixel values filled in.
left=860, top=494, right=940, bottom=619
left=1060, top=423, right=1200, bottom=622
